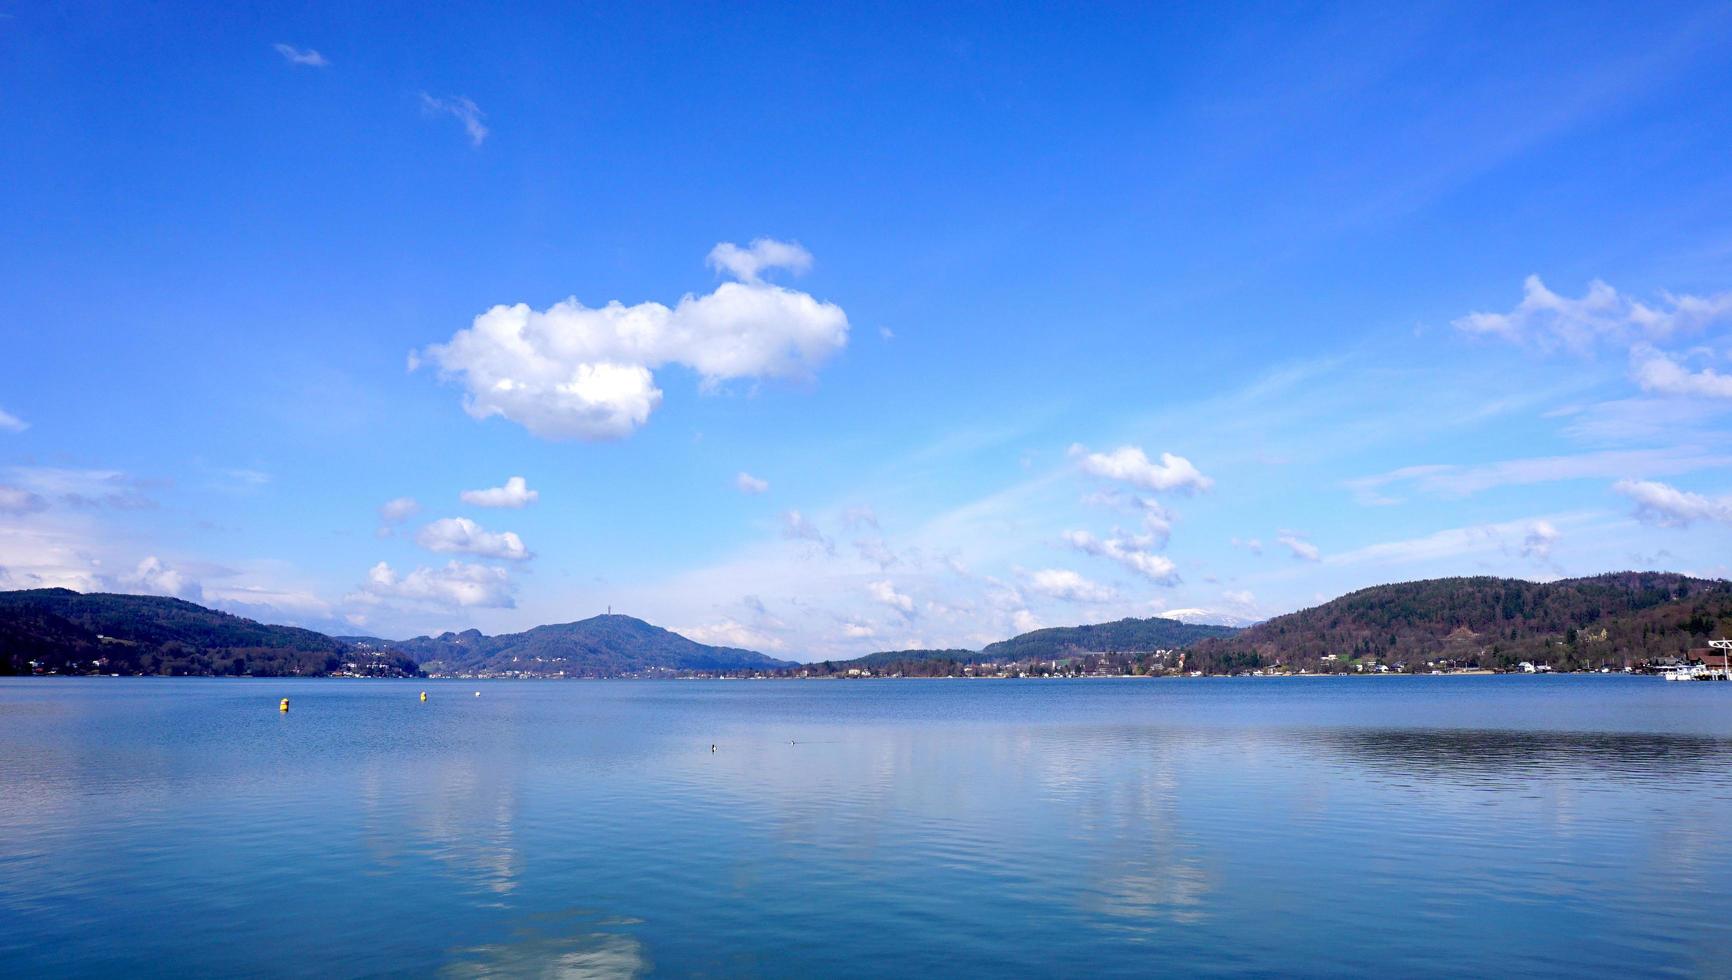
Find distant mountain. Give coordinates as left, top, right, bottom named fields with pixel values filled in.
left=1184, top=572, right=1732, bottom=673
left=385, top=614, right=797, bottom=677
left=980, top=617, right=1239, bottom=661
left=806, top=617, right=1241, bottom=676
left=0, top=589, right=420, bottom=677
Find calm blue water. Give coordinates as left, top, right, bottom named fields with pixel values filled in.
left=3, top=676, right=1731, bottom=978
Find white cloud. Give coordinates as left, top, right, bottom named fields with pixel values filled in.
left=1631, top=344, right=1732, bottom=399
left=358, top=560, right=515, bottom=609
left=1011, top=609, right=1042, bottom=633
left=1071, top=444, right=1213, bottom=493
left=122, top=556, right=203, bottom=601
left=1613, top=479, right=1732, bottom=528
left=273, top=43, right=328, bottom=67
left=841, top=505, right=879, bottom=529
left=705, top=238, right=813, bottom=283
left=460, top=476, right=539, bottom=508
left=853, top=536, right=897, bottom=569
left=420, top=93, right=488, bottom=146
left=1024, top=568, right=1116, bottom=603
left=0, top=485, right=47, bottom=515
left=0, top=407, right=26, bottom=432
left=1520, top=520, right=1560, bottom=560
left=866, top=579, right=915, bottom=616
left=680, top=619, right=785, bottom=651
left=842, top=621, right=878, bottom=639
left=781, top=509, right=835, bottom=555
left=378, top=497, right=420, bottom=527
left=1082, top=489, right=1174, bottom=547
left=1347, top=448, right=1732, bottom=501
left=1062, top=529, right=1178, bottom=585
left=735, top=472, right=769, bottom=495
left=1276, top=531, right=1320, bottom=562
left=416, top=244, right=849, bottom=440
left=415, top=517, right=531, bottom=561
left=1231, top=536, right=1264, bottom=555
left=1454, top=276, right=1732, bottom=352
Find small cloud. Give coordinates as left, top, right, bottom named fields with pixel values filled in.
left=122, top=556, right=203, bottom=602
left=460, top=476, right=539, bottom=508
left=1613, top=478, right=1732, bottom=528
left=1230, top=536, right=1264, bottom=556
left=415, top=516, right=531, bottom=561
left=355, top=560, right=514, bottom=609
left=842, top=621, right=878, bottom=639
left=273, top=43, right=329, bottom=67
left=1519, top=520, right=1560, bottom=561
left=1023, top=568, right=1116, bottom=604
left=866, top=579, right=915, bottom=616
left=0, top=407, right=26, bottom=433
left=420, top=93, right=488, bottom=147
left=853, top=536, right=897, bottom=570
left=1011, top=609, right=1041, bottom=633
left=0, top=484, right=49, bottom=515
left=1071, top=444, right=1213, bottom=493
left=841, top=505, right=879, bottom=529
left=1276, top=531, right=1320, bottom=562
left=735, top=472, right=769, bottom=495
left=1453, top=276, right=1732, bottom=353
left=1062, top=529, right=1178, bottom=585
left=781, top=509, right=834, bottom=555
left=1630, top=344, right=1732, bottom=399
left=706, top=238, right=812, bottom=283
left=379, top=496, right=420, bottom=527
left=879, top=326, right=895, bottom=341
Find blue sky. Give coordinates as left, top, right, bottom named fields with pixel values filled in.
left=3, top=1, right=1732, bottom=657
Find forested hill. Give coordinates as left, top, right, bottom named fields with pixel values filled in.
left=804, top=617, right=1240, bottom=676
left=382, top=614, right=796, bottom=677
left=980, top=617, right=1239, bottom=661
left=0, top=589, right=419, bottom=677
left=1183, top=572, right=1732, bottom=673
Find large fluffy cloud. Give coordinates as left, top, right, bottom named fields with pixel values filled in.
left=1613, top=479, right=1732, bottom=528
left=358, top=560, right=515, bottom=608
left=415, top=517, right=531, bottom=561
left=417, top=241, right=849, bottom=440
left=460, top=476, right=539, bottom=508
left=1071, top=444, right=1213, bottom=493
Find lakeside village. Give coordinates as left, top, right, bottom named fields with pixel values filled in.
left=420, top=643, right=1732, bottom=681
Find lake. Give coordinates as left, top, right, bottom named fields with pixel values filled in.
left=2, top=676, right=1730, bottom=977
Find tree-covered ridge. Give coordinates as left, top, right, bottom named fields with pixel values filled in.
left=1184, top=572, right=1732, bottom=673
left=386, top=614, right=797, bottom=677
left=798, top=617, right=1241, bottom=676
left=0, top=589, right=419, bottom=677
left=979, top=617, right=1239, bottom=661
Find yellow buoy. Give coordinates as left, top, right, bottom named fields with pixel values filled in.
left=279, top=698, right=290, bottom=712
left=420, top=691, right=428, bottom=702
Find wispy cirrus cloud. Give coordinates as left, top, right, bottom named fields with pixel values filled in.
left=1454, top=276, right=1732, bottom=353
left=1347, top=447, right=1732, bottom=502
left=420, top=93, right=488, bottom=146
left=273, top=43, right=328, bottom=67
